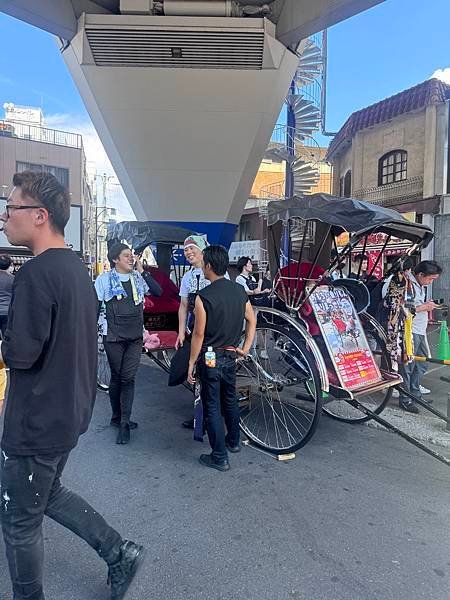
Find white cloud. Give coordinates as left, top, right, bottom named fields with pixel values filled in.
left=44, top=112, right=135, bottom=220
left=0, top=76, right=14, bottom=86
left=431, top=68, right=450, bottom=85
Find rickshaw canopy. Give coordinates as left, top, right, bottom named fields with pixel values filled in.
left=106, top=221, right=196, bottom=253
left=267, top=194, right=433, bottom=246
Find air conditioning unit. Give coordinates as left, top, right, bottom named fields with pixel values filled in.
left=80, top=14, right=276, bottom=70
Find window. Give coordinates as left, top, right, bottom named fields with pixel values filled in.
left=343, top=170, right=352, bottom=197
left=378, top=150, right=407, bottom=186
left=16, top=161, right=69, bottom=189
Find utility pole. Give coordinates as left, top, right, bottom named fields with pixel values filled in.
left=95, top=173, right=110, bottom=276
left=94, top=173, right=121, bottom=276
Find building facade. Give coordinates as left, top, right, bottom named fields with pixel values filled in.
left=326, top=79, right=450, bottom=300
left=0, top=103, right=96, bottom=267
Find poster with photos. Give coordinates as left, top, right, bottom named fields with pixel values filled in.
left=309, top=286, right=382, bottom=390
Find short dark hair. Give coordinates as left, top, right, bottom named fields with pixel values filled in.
left=0, top=254, right=12, bottom=270
left=355, top=253, right=369, bottom=262
left=203, top=245, right=229, bottom=276
left=237, top=256, right=251, bottom=273
left=414, top=260, right=442, bottom=277
left=13, top=171, right=70, bottom=235
left=107, top=242, right=130, bottom=268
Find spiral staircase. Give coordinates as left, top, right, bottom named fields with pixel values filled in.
left=259, top=36, right=324, bottom=213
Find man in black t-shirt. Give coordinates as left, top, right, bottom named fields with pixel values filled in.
left=0, top=171, right=144, bottom=600
left=188, top=246, right=256, bottom=472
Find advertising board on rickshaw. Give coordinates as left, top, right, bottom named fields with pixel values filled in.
left=309, top=286, right=382, bottom=390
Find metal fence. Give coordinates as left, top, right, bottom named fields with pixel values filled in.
left=353, top=176, right=423, bottom=206
left=0, top=120, right=82, bottom=149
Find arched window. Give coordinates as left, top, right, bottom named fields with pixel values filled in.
left=343, top=170, right=352, bottom=197
left=378, top=150, right=407, bottom=186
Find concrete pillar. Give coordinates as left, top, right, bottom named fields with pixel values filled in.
left=434, top=101, right=449, bottom=197
left=423, top=105, right=437, bottom=198
left=352, top=132, right=364, bottom=194
left=63, top=15, right=299, bottom=247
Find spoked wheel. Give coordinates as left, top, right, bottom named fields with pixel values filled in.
left=322, top=314, right=393, bottom=423
left=97, top=332, right=111, bottom=392
left=237, top=323, right=323, bottom=454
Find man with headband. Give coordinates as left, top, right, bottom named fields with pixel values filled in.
left=176, top=235, right=210, bottom=429
left=176, top=235, right=229, bottom=428
left=176, top=235, right=210, bottom=351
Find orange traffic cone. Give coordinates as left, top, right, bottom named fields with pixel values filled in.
left=437, top=320, right=450, bottom=361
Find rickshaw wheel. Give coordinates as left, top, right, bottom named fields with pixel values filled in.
left=322, top=314, right=393, bottom=423
left=237, top=323, right=322, bottom=454
left=97, top=331, right=111, bottom=392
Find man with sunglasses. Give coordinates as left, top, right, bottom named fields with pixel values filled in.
left=0, top=171, right=144, bottom=600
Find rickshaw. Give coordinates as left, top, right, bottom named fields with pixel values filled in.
left=235, top=193, right=449, bottom=465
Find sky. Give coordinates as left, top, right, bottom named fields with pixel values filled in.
left=0, top=0, right=449, bottom=216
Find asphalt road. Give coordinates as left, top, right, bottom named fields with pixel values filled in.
left=1, top=358, right=449, bottom=600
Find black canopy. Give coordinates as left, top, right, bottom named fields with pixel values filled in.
left=106, top=221, right=197, bottom=253
left=267, top=194, right=433, bottom=246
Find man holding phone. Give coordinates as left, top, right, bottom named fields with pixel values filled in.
left=398, top=260, right=442, bottom=413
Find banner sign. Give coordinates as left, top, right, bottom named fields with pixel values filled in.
left=309, top=286, right=382, bottom=390
left=228, top=240, right=261, bottom=264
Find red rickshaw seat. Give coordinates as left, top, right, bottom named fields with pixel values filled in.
left=143, top=266, right=180, bottom=314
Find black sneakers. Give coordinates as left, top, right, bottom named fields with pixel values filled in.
left=399, top=400, right=419, bottom=414
left=199, top=453, right=230, bottom=472
left=108, top=540, right=145, bottom=600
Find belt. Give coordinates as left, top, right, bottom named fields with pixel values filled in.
left=202, top=345, right=236, bottom=352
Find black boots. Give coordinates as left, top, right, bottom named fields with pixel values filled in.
left=116, top=423, right=131, bottom=444
left=108, top=540, right=145, bottom=600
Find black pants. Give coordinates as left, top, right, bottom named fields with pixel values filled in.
left=1, top=451, right=122, bottom=600
left=104, top=338, right=142, bottom=424
left=197, top=351, right=240, bottom=462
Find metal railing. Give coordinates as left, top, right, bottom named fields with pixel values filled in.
left=0, top=120, right=82, bottom=149
left=270, top=124, right=321, bottom=158
left=260, top=180, right=285, bottom=200
left=352, top=176, right=424, bottom=206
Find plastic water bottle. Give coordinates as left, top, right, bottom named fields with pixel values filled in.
left=205, top=346, right=216, bottom=368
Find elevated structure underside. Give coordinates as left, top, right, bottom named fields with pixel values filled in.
left=1, top=0, right=385, bottom=245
